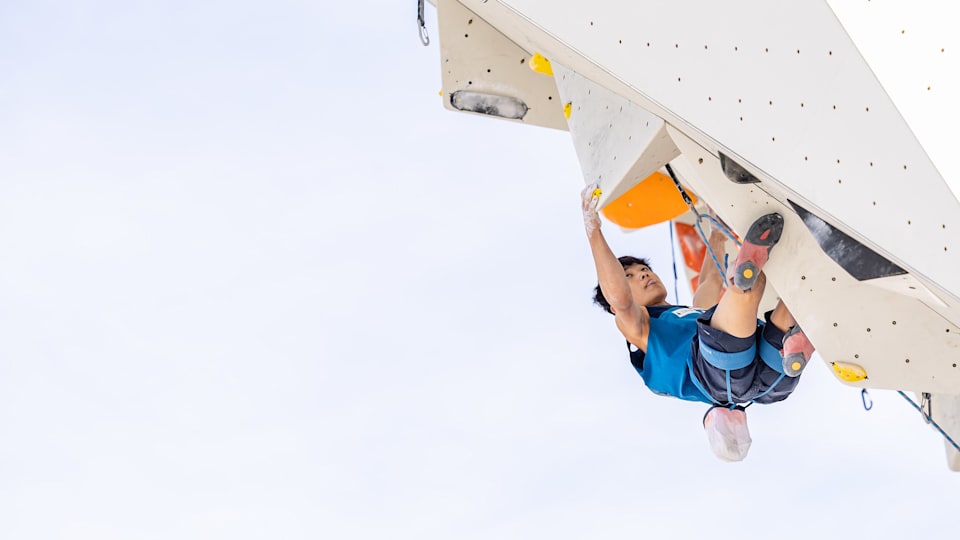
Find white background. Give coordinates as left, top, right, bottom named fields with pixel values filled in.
left=0, top=1, right=955, bottom=538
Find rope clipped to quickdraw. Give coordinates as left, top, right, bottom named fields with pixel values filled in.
left=919, top=391, right=933, bottom=424
left=663, top=163, right=739, bottom=285
left=417, top=0, right=430, bottom=46
left=896, top=390, right=960, bottom=453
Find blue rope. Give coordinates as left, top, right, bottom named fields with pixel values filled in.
left=897, top=390, right=960, bottom=453
left=663, top=163, right=740, bottom=282
left=692, top=215, right=731, bottom=280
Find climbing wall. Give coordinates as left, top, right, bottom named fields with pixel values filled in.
left=432, top=0, right=960, bottom=469
left=827, top=1, right=960, bottom=201
left=440, top=0, right=960, bottom=387
left=436, top=0, right=566, bottom=130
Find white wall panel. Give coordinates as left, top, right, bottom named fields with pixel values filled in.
left=552, top=64, right=679, bottom=206
left=479, top=0, right=960, bottom=300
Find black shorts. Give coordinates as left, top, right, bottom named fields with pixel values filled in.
left=689, top=306, right=800, bottom=405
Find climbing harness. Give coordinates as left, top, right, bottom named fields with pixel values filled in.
left=417, top=0, right=430, bottom=46
left=896, top=390, right=960, bottom=453
left=664, top=163, right=739, bottom=286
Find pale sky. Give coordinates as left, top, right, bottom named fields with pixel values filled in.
left=0, top=2, right=955, bottom=539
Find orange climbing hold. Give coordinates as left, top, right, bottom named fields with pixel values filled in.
left=601, top=171, right=697, bottom=229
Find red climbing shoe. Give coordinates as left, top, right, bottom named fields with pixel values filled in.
left=727, top=213, right=784, bottom=291
left=782, top=325, right=815, bottom=377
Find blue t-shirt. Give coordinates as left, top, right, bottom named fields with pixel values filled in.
left=628, top=305, right=713, bottom=404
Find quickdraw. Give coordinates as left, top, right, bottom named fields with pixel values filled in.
left=417, top=0, right=430, bottom=46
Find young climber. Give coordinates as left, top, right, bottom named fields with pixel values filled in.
left=580, top=183, right=815, bottom=461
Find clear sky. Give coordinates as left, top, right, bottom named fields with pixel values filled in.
left=0, top=1, right=955, bottom=538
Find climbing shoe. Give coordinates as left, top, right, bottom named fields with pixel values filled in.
left=728, top=213, right=784, bottom=291
left=782, top=324, right=815, bottom=377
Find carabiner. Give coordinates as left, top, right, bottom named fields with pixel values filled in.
left=417, top=0, right=430, bottom=46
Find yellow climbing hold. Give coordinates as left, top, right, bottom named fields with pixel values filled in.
left=831, top=361, right=868, bottom=382
left=530, top=53, right=554, bottom=76
left=791, top=361, right=803, bottom=372
left=592, top=188, right=602, bottom=198
left=439, top=90, right=443, bottom=97
left=743, top=269, right=754, bottom=279
left=563, top=102, right=572, bottom=120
